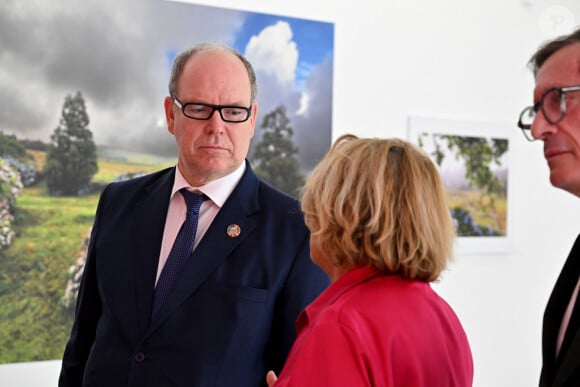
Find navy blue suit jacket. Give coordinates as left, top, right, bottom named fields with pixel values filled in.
left=59, top=162, right=329, bottom=387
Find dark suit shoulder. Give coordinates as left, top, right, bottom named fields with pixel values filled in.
left=107, top=166, right=174, bottom=190
left=549, top=234, right=580, bottom=302
left=257, top=179, right=299, bottom=205
left=255, top=179, right=305, bottom=220
left=236, top=162, right=304, bottom=220
left=93, top=167, right=175, bottom=219
left=568, top=234, right=580, bottom=259
left=103, top=167, right=174, bottom=197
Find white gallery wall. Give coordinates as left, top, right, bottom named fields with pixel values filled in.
left=2, top=0, right=580, bottom=386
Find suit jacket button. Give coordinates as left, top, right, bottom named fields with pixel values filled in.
left=134, top=352, right=146, bottom=362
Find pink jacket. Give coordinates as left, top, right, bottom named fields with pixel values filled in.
left=274, top=265, right=473, bottom=387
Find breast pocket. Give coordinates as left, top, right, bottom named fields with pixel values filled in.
left=227, top=284, right=269, bottom=303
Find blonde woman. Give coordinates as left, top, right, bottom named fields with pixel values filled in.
left=268, top=134, right=473, bottom=387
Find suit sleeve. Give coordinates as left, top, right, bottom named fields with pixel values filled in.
left=266, top=232, right=329, bottom=374
left=58, top=187, right=108, bottom=386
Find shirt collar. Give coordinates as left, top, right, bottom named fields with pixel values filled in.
left=297, top=265, right=382, bottom=329
left=172, top=161, right=246, bottom=207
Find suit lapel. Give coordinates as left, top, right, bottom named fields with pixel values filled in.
left=547, top=234, right=580, bottom=386
left=131, top=168, right=175, bottom=330
left=148, top=164, right=260, bottom=330
left=556, top=328, right=580, bottom=386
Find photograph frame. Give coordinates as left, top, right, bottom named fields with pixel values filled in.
left=0, top=0, right=334, bottom=368
left=407, top=116, right=513, bottom=255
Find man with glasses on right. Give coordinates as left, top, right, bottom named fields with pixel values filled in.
left=518, top=27, right=580, bottom=387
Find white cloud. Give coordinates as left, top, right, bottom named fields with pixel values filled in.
left=244, top=21, right=298, bottom=86
left=0, top=0, right=243, bottom=155
left=0, top=0, right=333, bottom=171
left=296, top=92, right=310, bottom=116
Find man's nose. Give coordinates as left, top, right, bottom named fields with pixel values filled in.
left=530, top=109, right=557, bottom=140
left=204, top=110, right=225, bottom=133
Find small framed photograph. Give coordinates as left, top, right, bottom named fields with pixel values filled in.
left=408, top=116, right=513, bottom=255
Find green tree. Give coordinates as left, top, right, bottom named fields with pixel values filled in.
left=417, top=132, right=508, bottom=215
left=0, top=131, right=32, bottom=161
left=45, top=92, right=98, bottom=195
left=21, top=138, right=49, bottom=152
left=426, top=134, right=507, bottom=195
left=251, top=105, right=305, bottom=198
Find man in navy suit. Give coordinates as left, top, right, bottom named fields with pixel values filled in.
left=517, top=28, right=580, bottom=387
left=58, top=42, right=329, bottom=387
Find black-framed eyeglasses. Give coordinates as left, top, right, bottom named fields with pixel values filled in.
left=517, top=85, right=580, bottom=141
left=173, top=97, right=252, bottom=123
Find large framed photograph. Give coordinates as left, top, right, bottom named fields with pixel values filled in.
left=408, top=116, right=512, bottom=255
left=0, top=0, right=333, bottom=370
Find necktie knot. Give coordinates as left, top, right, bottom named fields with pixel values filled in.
left=180, top=188, right=207, bottom=215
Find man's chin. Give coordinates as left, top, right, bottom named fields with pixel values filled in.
left=550, top=172, right=580, bottom=197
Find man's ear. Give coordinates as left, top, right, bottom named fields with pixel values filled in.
left=164, top=96, right=176, bottom=134
left=249, top=102, right=258, bottom=138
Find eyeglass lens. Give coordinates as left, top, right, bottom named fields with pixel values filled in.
left=542, top=89, right=565, bottom=123
left=519, top=89, right=564, bottom=128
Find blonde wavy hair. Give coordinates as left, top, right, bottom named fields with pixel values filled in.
left=301, top=134, right=455, bottom=282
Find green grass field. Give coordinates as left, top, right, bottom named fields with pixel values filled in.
left=0, top=152, right=171, bottom=363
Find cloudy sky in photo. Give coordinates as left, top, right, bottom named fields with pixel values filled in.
left=0, top=0, right=333, bottom=170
